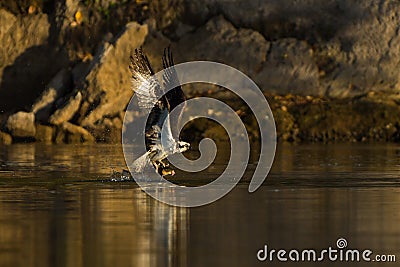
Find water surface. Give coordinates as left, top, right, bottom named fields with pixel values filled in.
left=0, top=144, right=399, bottom=267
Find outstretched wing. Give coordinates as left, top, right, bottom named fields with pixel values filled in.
left=129, top=47, right=164, bottom=113
left=129, top=48, right=171, bottom=151
left=162, top=47, right=186, bottom=140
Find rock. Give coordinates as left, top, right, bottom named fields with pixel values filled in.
left=90, top=117, right=122, bottom=143
left=80, top=22, right=148, bottom=128
left=32, top=69, right=72, bottom=122
left=142, top=29, right=172, bottom=72
left=174, top=16, right=269, bottom=94
left=64, top=0, right=80, bottom=18
left=62, top=122, right=95, bottom=143
left=0, top=131, right=12, bottom=145
left=6, top=112, right=36, bottom=138
left=181, top=0, right=400, bottom=98
left=54, top=128, right=66, bottom=144
left=0, top=11, right=69, bottom=111
left=0, top=9, right=17, bottom=39
left=149, top=0, right=184, bottom=31
left=173, top=17, right=320, bottom=95
left=272, top=108, right=297, bottom=142
left=171, top=22, right=196, bottom=40
left=56, top=0, right=81, bottom=35
left=35, top=124, right=54, bottom=143
left=0, top=11, right=48, bottom=69
left=322, top=1, right=400, bottom=97
left=49, top=91, right=82, bottom=125
left=176, top=16, right=268, bottom=77
left=180, top=0, right=216, bottom=27
left=71, top=61, right=91, bottom=87
left=255, top=38, right=321, bottom=95
left=203, top=125, right=228, bottom=143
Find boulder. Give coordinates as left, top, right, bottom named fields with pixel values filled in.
left=62, top=122, right=95, bottom=143
left=176, top=16, right=268, bottom=78
left=35, top=124, right=54, bottom=143
left=0, top=10, right=69, bottom=111
left=32, top=69, right=72, bottom=122
left=49, top=91, right=82, bottom=125
left=80, top=22, right=148, bottom=128
left=0, top=131, right=12, bottom=145
left=142, top=28, right=172, bottom=72
left=148, top=0, right=184, bottom=31
left=174, top=16, right=269, bottom=94
left=254, top=38, right=321, bottom=95
left=180, top=0, right=215, bottom=27
left=0, top=11, right=48, bottom=69
left=54, top=128, right=66, bottom=144
left=0, top=9, right=17, bottom=39
left=5, top=111, right=36, bottom=138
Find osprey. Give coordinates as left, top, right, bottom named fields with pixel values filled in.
left=128, top=47, right=190, bottom=177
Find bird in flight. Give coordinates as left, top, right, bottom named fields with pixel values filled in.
left=128, top=47, right=190, bottom=177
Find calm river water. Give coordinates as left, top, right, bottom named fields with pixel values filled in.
left=0, top=144, right=399, bottom=267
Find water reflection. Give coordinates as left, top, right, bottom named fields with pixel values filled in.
left=0, top=185, right=188, bottom=267
left=274, top=143, right=400, bottom=174
left=190, top=186, right=400, bottom=267
left=3, top=144, right=35, bottom=167
left=0, top=144, right=399, bottom=267
left=0, top=144, right=127, bottom=179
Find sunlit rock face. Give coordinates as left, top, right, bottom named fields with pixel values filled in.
left=79, top=22, right=148, bottom=128
left=0, top=10, right=69, bottom=112
left=49, top=22, right=148, bottom=143
left=5, top=111, right=36, bottom=138
left=0, top=10, right=148, bottom=143
left=0, top=131, right=12, bottom=145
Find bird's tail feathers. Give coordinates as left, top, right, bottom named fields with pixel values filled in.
left=129, top=152, right=151, bottom=173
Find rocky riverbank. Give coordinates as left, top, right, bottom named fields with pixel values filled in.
left=3, top=90, right=400, bottom=144
left=196, top=91, right=400, bottom=144
left=1, top=0, right=400, bottom=144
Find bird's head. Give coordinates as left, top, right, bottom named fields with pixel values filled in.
left=178, top=141, right=190, bottom=152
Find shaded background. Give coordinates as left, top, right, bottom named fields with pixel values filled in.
left=1, top=0, right=400, bottom=144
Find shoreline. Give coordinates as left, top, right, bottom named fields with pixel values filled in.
left=2, top=91, right=400, bottom=145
